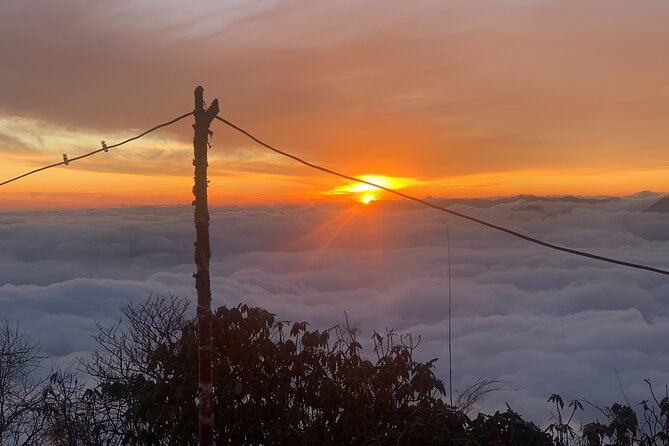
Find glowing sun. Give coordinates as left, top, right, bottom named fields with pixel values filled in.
left=361, top=194, right=376, bottom=204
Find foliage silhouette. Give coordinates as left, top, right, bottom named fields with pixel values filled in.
left=3, top=295, right=668, bottom=445
left=83, top=295, right=470, bottom=444
left=0, top=321, right=46, bottom=445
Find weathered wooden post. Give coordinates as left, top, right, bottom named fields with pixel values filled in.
left=192, top=85, right=219, bottom=446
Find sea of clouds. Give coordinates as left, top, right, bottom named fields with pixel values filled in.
left=1, top=193, right=668, bottom=424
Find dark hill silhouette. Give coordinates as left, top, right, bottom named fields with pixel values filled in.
left=645, top=195, right=669, bottom=212
left=433, top=194, right=619, bottom=209
left=387, top=195, right=620, bottom=212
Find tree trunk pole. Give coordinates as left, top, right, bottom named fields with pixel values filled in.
left=192, top=85, right=218, bottom=446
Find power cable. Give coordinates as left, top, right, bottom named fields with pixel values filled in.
left=445, top=223, right=453, bottom=406
left=214, top=115, right=669, bottom=277
left=0, top=112, right=193, bottom=187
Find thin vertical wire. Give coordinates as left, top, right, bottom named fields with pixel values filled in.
left=445, top=222, right=453, bottom=406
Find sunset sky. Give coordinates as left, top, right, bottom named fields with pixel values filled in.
left=2, top=0, right=669, bottom=208
left=2, top=1, right=669, bottom=426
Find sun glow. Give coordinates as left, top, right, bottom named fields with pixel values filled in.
left=324, top=175, right=419, bottom=199
left=361, top=194, right=375, bottom=204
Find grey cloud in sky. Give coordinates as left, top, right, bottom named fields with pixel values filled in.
left=2, top=0, right=669, bottom=179
left=0, top=133, right=40, bottom=155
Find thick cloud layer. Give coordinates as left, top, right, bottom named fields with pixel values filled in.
left=1, top=195, right=668, bottom=422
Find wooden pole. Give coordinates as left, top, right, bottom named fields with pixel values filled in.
left=192, top=85, right=219, bottom=446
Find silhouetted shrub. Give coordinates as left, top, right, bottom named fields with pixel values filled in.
left=4, top=294, right=667, bottom=445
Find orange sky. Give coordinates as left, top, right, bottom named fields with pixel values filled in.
left=1, top=1, right=669, bottom=209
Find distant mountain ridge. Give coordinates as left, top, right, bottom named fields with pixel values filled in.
left=645, top=195, right=669, bottom=212
left=432, top=194, right=620, bottom=209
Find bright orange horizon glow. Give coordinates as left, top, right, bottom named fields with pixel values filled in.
left=3, top=161, right=669, bottom=210
left=325, top=175, right=418, bottom=199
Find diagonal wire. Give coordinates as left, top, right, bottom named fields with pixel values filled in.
left=445, top=223, right=453, bottom=406
left=0, top=112, right=194, bottom=187
left=214, top=115, right=669, bottom=277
